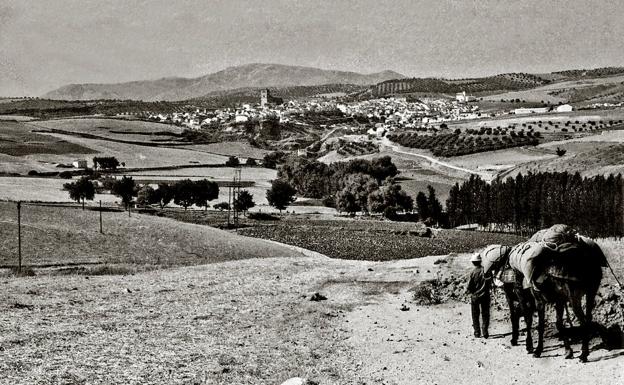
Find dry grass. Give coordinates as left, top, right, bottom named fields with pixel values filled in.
left=0, top=202, right=307, bottom=269
left=0, top=257, right=365, bottom=384
left=31, top=118, right=184, bottom=136
left=596, top=237, right=624, bottom=281
left=25, top=132, right=227, bottom=169
left=181, top=141, right=272, bottom=159
left=0, top=177, right=118, bottom=203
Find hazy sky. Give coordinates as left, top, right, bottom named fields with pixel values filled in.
left=1, top=0, right=624, bottom=96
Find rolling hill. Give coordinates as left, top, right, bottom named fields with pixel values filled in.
left=43, top=63, right=405, bottom=101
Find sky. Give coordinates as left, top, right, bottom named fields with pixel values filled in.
left=1, top=0, right=624, bottom=96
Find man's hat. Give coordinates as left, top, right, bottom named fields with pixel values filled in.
left=470, top=253, right=482, bottom=263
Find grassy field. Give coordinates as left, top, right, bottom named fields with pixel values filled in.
left=0, top=202, right=307, bottom=269
left=502, top=142, right=624, bottom=178
left=0, top=118, right=230, bottom=174
left=180, top=141, right=271, bottom=159
left=153, top=212, right=524, bottom=261
left=484, top=74, right=624, bottom=104
left=0, top=120, right=93, bottom=158
left=0, top=177, right=118, bottom=203
left=29, top=118, right=184, bottom=143
left=26, top=132, right=227, bottom=169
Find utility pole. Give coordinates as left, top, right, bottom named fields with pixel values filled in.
left=99, top=200, right=103, bottom=234
left=17, top=201, right=21, bottom=274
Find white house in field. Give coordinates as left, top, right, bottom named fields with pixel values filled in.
left=555, top=104, right=573, bottom=113
left=72, top=159, right=88, bottom=168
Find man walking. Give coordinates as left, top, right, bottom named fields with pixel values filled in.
left=466, top=253, right=492, bottom=338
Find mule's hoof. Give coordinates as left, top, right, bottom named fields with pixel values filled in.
left=526, top=347, right=533, bottom=354
left=511, top=340, right=518, bottom=346
left=564, top=352, right=574, bottom=359
left=579, top=355, right=588, bottom=363
left=532, top=351, right=542, bottom=358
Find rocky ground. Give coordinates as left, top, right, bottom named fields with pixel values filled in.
left=1, top=247, right=622, bottom=385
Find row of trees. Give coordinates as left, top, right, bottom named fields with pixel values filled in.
left=386, top=132, right=540, bottom=157
left=446, top=172, right=624, bottom=237
left=63, top=176, right=255, bottom=214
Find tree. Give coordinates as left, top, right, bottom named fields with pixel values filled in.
left=193, top=179, right=219, bottom=211
left=556, top=147, right=567, bottom=157
left=93, top=156, right=120, bottom=171
left=336, top=189, right=359, bottom=215
left=233, top=190, right=255, bottom=216
left=154, top=182, right=174, bottom=209
left=336, top=173, right=378, bottom=214
left=266, top=180, right=296, bottom=214
left=63, top=177, right=95, bottom=210
left=416, top=191, right=430, bottom=220
left=367, top=179, right=413, bottom=216
left=111, top=176, right=137, bottom=210
left=263, top=151, right=286, bottom=169
left=225, top=156, right=240, bottom=167
left=173, top=179, right=196, bottom=210
left=427, top=185, right=443, bottom=225
left=245, top=158, right=257, bottom=166
left=137, top=185, right=156, bottom=207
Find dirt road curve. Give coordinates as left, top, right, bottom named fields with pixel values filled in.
left=1, top=253, right=622, bottom=384
left=381, top=137, right=494, bottom=181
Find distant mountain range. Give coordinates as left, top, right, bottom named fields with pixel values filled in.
left=43, top=63, right=406, bottom=101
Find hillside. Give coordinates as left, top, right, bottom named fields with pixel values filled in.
left=42, top=63, right=405, bottom=101
left=0, top=202, right=307, bottom=268
left=372, top=73, right=551, bottom=96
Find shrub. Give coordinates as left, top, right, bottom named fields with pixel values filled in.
left=411, top=280, right=442, bottom=305
left=27, top=170, right=39, bottom=176
left=59, top=171, right=73, bottom=179
left=248, top=212, right=280, bottom=221
left=214, top=202, right=230, bottom=211
left=225, top=156, right=240, bottom=167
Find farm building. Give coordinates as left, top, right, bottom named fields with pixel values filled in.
left=72, top=159, right=88, bottom=168
left=555, top=104, right=573, bottom=112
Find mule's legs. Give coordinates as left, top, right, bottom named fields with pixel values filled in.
left=571, top=292, right=594, bottom=362
left=555, top=302, right=574, bottom=359
left=504, top=285, right=519, bottom=346
left=555, top=302, right=564, bottom=337
left=517, top=289, right=534, bottom=353
left=533, top=299, right=546, bottom=358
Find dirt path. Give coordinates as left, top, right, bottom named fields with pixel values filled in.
left=1, top=252, right=622, bottom=384
left=380, top=138, right=494, bottom=181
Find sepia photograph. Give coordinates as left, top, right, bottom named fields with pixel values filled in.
left=1, top=1, right=623, bottom=384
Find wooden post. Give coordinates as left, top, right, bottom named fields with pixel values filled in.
left=227, top=186, right=232, bottom=227
left=17, top=201, right=21, bottom=273
left=99, top=200, right=103, bottom=234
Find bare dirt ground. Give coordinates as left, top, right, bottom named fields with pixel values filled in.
left=2, top=248, right=622, bottom=385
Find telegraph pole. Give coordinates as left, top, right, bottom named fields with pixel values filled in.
left=99, top=200, right=103, bottom=234
left=17, top=201, right=22, bottom=273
